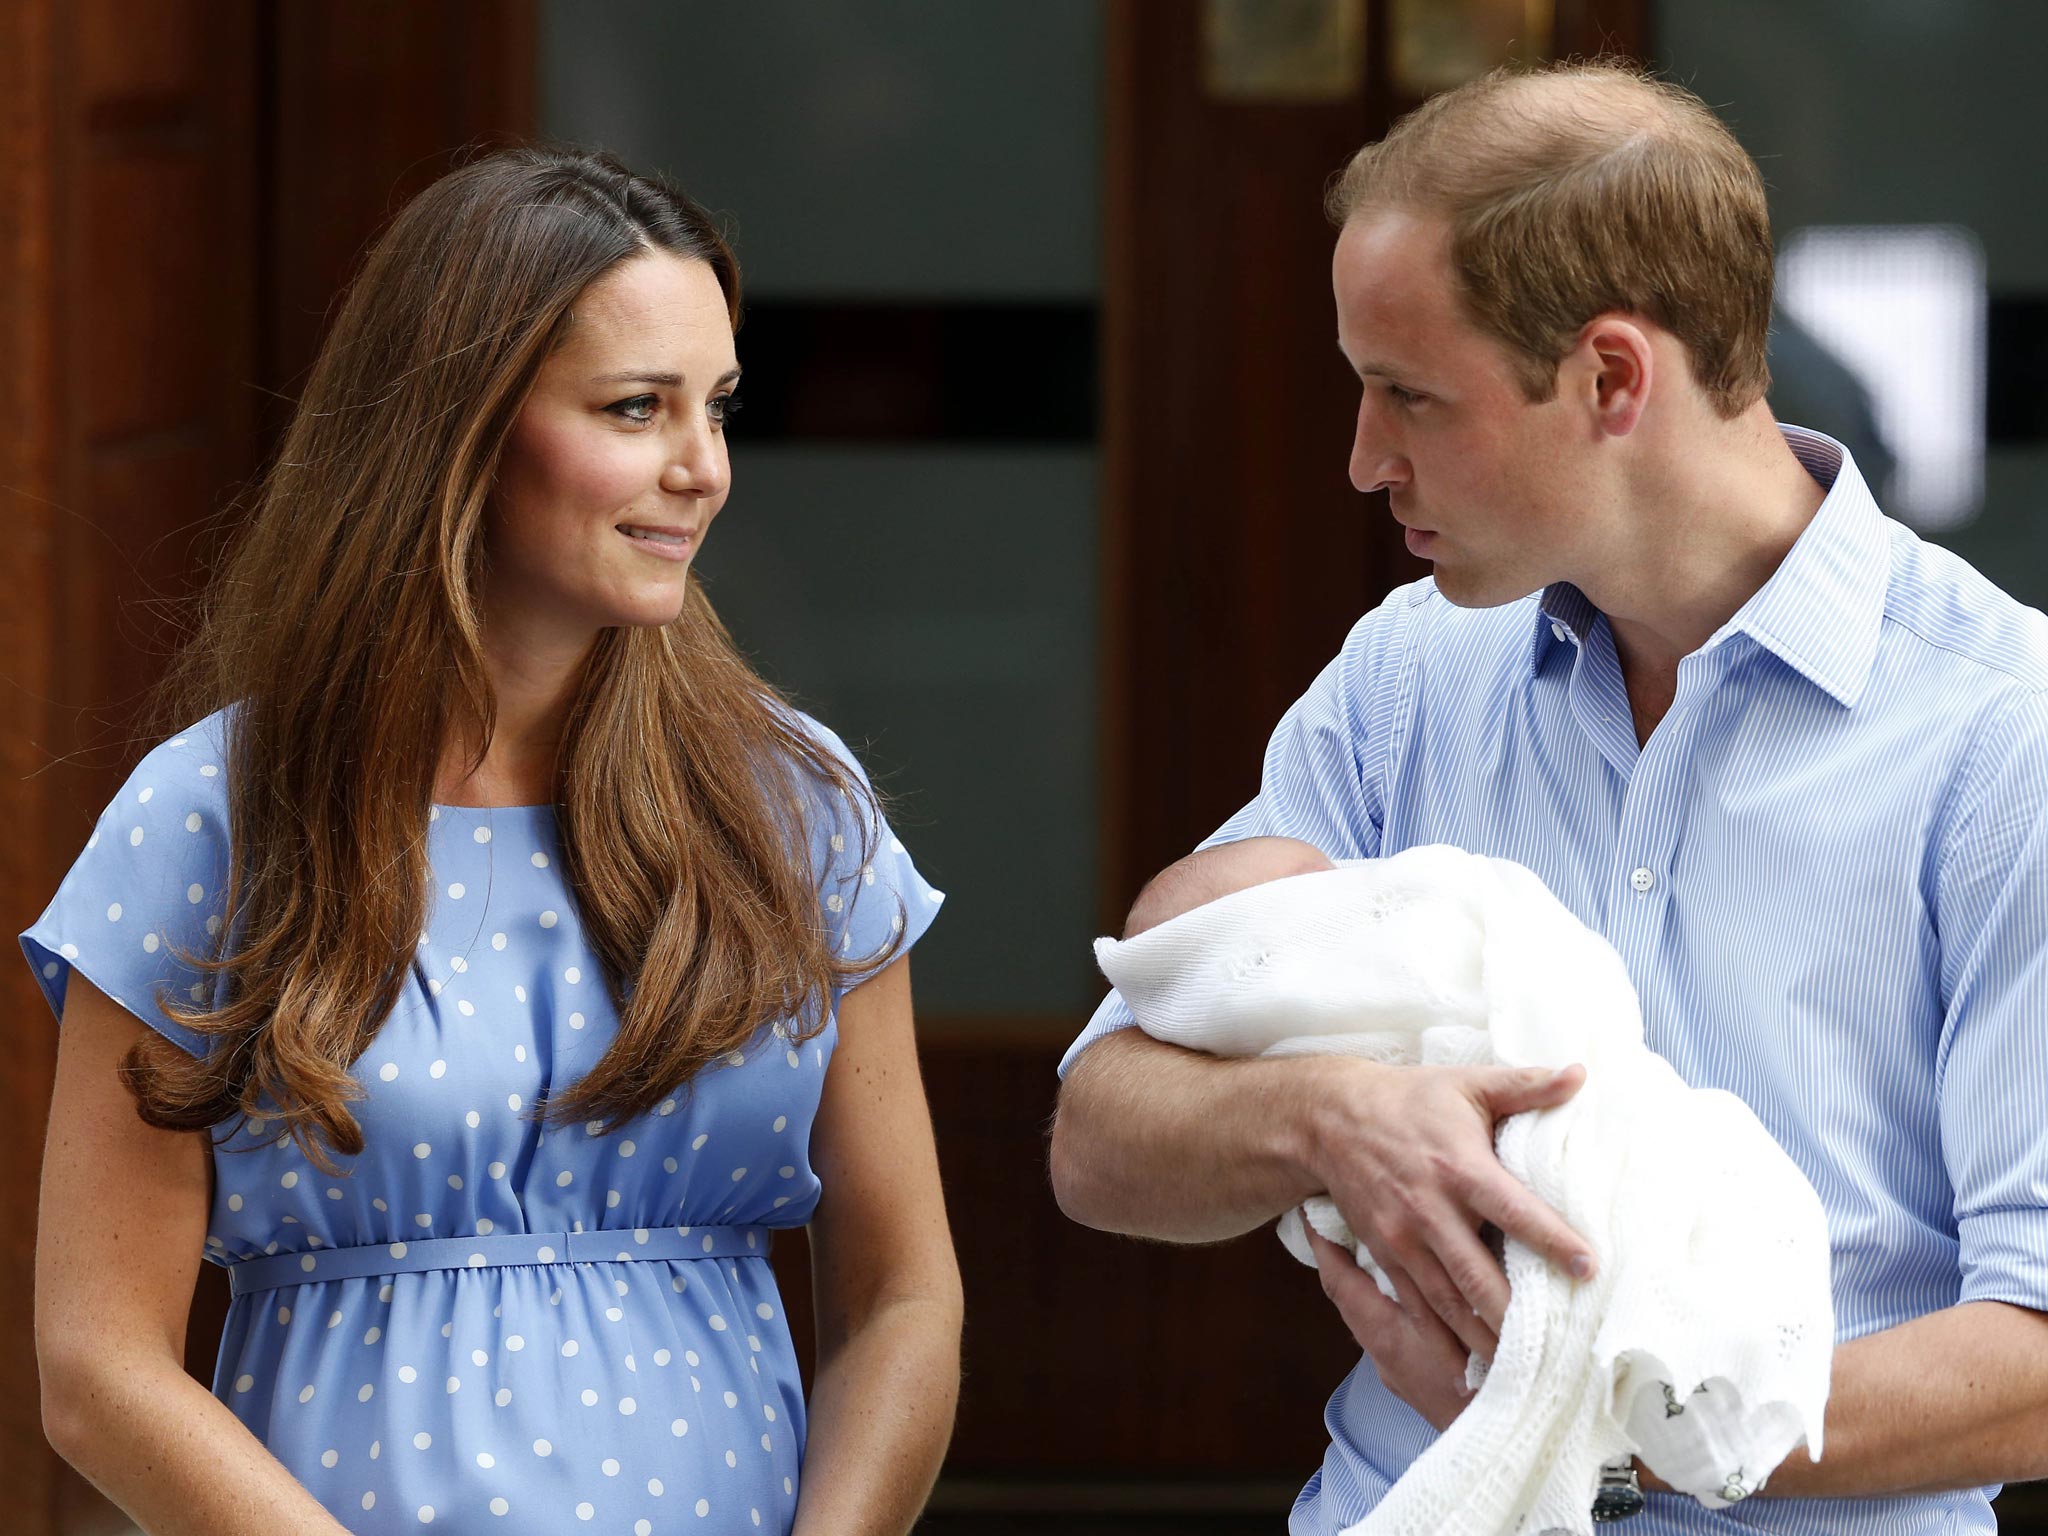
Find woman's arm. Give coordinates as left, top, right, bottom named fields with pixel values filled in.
left=790, top=956, right=964, bottom=1536
left=37, top=974, right=352, bottom=1536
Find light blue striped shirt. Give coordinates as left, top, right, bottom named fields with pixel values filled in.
left=1062, top=428, right=2048, bottom=1533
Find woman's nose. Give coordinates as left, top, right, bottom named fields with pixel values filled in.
left=662, top=425, right=728, bottom=499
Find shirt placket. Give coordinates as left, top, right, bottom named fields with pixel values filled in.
left=1601, top=645, right=1733, bottom=1050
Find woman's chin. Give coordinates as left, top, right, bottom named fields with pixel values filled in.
left=606, top=580, right=695, bottom=630
left=613, top=607, right=690, bottom=633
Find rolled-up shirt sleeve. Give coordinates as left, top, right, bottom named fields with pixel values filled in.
left=1934, top=685, right=2048, bottom=1310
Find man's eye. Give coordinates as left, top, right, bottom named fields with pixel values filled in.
left=606, top=394, right=660, bottom=423
left=1386, top=383, right=1424, bottom=407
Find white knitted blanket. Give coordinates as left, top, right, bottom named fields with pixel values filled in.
left=1095, top=845, right=1833, bottom=1535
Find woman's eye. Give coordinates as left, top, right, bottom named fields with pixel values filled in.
left=709, top=393, right=742, bottom=426
left=606, top=394, right=660, bottom=424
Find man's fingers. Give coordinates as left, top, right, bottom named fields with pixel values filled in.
left=1349, top=1227, right=1420, bottom=1321
left=1310, top=1228, right=1474, bottom=1417
left=1483, top=1061, right=1586, bottom=1118
left=1466, top=1064, right=1597, bottom=1281
left=1310, top=1228, right=1392, bottom=1327
left=1308, top=1228, right=1404, bottom=1351
left=1344, top=1213, right=1497, bottom=1360
left=1418, top=1217, right=1510, bottom=1340
left=1466, top=1167, right=1597, bottom=1282
left=1399, top=1242, right=1499, bottom=1360
left=1372, top=1202, right=1499, bottom=1354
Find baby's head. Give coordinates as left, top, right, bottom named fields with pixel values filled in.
left=1122, top=836, right=1335, bottom=938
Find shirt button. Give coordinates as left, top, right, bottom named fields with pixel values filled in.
left=1551, top=621, right=1568, bottom=643
left=1629, top=866, right=1656, bottom=894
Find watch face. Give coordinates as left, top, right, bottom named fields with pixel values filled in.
left=1591, top=1473, right=1647, bottom=1522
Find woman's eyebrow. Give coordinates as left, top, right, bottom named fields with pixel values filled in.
left=590, top=368, right=744, bottom=388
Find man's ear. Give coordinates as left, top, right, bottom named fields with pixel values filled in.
left=1568, top=313, right=1654, bottom=438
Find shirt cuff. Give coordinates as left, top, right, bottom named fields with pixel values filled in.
left=1958, top=1205, right=2048, bottom=1312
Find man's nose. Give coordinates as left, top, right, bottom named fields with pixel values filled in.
left=1350, top=401, right=1409, bottom=495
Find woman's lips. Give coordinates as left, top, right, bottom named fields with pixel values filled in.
left=617, top=524, right=696, bottom=562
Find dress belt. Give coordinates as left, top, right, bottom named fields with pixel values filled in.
left=226, top=1225, right=774, bottom=1297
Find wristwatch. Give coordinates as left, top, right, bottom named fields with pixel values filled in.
left=1591, top=1459, right=1646, bottom=1521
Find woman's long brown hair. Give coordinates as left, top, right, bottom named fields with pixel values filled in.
left=133, top=147, right=894, bottom=1173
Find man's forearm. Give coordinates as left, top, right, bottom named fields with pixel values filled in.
left=1050, top=1027, right=1340, bottom=1243
left=1757, top=1299, right=2048, bottom=1499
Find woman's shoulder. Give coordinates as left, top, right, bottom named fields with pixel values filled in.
left=772, top=702, right=861, bottom=775
left=94, top=709, right=235, bottom=861
left=764, top=704, right=885, bottom=830
left=107, top=710, right=236, bottom=834
left=21, top=709, right=237, bottom=1052
left=130, top=709, right=234, bottom=785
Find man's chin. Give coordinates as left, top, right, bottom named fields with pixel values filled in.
left=1428, top=565, right=1533, bottom=610
left=1433, top=573, right=1540, bottom=614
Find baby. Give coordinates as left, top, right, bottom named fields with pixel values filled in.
left=1093, top=836, right=1835, bottom=1534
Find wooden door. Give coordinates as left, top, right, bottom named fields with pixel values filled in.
left=931, top=0, right=1652, bottom=1499
left=1, top=5, right=532, bottom=1529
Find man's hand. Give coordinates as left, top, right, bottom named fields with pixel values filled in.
left=1316, top=1218, right=1678, bottom=1486
left=1305, top=1057, right=1595, bottom=1361
left=1309, top=1225, right=1472, bottom=1431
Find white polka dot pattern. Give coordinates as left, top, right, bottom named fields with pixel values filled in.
left=19, top=709, right=945, bottom=1533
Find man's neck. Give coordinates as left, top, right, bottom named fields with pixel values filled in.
left=1581, top=410, right=1829, bottom=736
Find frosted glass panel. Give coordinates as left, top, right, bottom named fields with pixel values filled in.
left=541, top=0, right=1101, bottom=299
left=697, top=448, right=1100, bottom=1016
left=543, top=8, right=1107, bottom=1019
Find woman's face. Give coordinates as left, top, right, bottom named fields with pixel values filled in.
left=484, top=251, right=739, bottom=656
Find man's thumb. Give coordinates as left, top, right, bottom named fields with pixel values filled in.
left=1488, top=1062, right=1585, bottom=1114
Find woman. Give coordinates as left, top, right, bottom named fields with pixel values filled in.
left=25, top=147, right=960, bottom=1535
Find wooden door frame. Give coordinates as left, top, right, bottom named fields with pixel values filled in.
left=2, top=5, right=533, bottom=1529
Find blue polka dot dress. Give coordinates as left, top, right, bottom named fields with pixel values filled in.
left=20, top=710, right=943, bottom=1534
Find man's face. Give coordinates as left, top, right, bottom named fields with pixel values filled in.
left=1333, top=208, right=1587, bottom=607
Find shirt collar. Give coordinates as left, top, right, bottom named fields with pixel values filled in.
left=1527, top=581, right=1597, bottom=676
left=1529, top=425, right=1892, bottom=707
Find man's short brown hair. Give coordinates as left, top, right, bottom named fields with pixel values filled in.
left=1327, top=60, right=1773, bottom=418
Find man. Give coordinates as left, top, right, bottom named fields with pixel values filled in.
left=1050, top=60, right=2048, bottom=1534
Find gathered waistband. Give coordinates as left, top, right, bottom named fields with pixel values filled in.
left=226, top=1225, right=773, bottom=1297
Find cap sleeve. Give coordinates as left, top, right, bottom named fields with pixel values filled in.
left=793, top=714, right=944, bottom=998
left=18, top=716, right=233, bottom=1057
